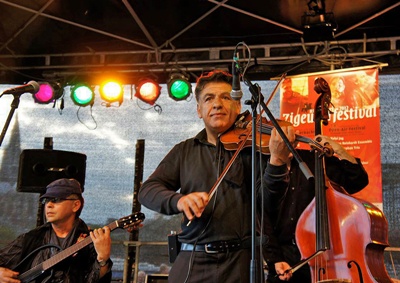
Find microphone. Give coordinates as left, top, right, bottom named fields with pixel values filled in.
left=1, top=81, right=40, bottom=96
left=231, top=61, right=243, bottom=100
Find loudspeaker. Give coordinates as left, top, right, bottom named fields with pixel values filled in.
left=17, top=149, right=87, bottom=193
left=145, top=274, right=168, bottom=283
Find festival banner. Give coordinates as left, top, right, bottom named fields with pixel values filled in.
left=279, top=67, right=381, bottom=206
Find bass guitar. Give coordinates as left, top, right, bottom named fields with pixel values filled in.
left=17, top=212, right=145, bottom=283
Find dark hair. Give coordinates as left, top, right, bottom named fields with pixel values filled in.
left=194, top=70, right=232, bottom=101
left=71, top=193, right=84, bottom=218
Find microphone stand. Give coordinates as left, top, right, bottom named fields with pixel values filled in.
left=0, top=92, right=22, bottom=147
left=242, top=74, right=314, bottom=283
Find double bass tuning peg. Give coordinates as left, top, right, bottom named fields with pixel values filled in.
left=322, top=143, right=334, bottom=157
left=309, top=141, right=334, bottom=158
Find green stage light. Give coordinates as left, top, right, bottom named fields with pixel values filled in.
left=167, top=73, right=192, bottom=101
left=71, top=84, right=94, bottom=107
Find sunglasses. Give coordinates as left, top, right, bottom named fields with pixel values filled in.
left=41, top=198, right=79, bottom=204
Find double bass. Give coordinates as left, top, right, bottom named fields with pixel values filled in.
left=295, top=77, right=393, bottom=283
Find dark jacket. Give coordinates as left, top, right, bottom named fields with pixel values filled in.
left=0, top=219, right=112, bottom=283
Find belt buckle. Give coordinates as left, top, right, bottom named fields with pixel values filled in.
left=205, top=244, right=219, bottom=254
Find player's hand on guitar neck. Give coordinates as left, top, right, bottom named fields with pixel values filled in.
left=90, top=226, right=111, bottom=264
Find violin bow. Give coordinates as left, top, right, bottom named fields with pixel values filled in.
left=186, top=114, right=256, bottom=226
left=187, top=73, right=287, bottom=226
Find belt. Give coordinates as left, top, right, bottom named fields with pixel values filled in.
left=181, top=239, right=250, bottom=254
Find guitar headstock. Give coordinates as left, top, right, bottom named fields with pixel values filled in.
left=116, top=212, right=145, bottom=229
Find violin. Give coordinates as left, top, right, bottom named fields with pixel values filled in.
left=220, top=110, right=328, bottom=155
left=189, top=109, right=325, bottom=227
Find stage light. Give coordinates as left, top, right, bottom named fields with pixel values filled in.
left=135, top=78, right=161, bottom=105
left=70, top=83, right=94, bottom=107
left=99, top=81, right=123, bottom=106
left=33, top=82, right=63, bottom=104
left=167, top=72, right=192, bottom=101
left=307, top=0, right=325, bottom=14
left=302, top=0, right=336, bottom=42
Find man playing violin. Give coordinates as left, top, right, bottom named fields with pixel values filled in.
left=264, top=127, right=369, bottom=283
left=138, top=70, right=289, bottom=283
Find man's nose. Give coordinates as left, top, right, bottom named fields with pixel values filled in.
left=213, top=97, right=223, bottom=107
left=46, top=202, right=54, bottom=208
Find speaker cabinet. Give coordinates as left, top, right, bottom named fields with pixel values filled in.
left=17, top=149, right=86, bottom=193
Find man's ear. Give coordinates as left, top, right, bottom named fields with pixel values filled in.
left=72, top=200, right=82, bottom=213
left=197, top=104, right=202, bottom=119
left=236, top=100, right=242, bottom=115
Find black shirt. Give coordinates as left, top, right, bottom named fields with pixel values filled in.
left=138, top=128, right=272, bottom=244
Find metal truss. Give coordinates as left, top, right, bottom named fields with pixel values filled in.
left=0, top=36, right=399, bottom=83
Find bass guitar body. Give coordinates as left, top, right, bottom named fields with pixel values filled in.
left=296, top=183, right=392, bottom=283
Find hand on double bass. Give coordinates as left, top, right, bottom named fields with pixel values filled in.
left=274, top=261, right=293, bottom=281
left=315, top=135, right=357, bottom=164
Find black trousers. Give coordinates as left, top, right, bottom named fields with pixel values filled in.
left=168, top=249, right=264, bottom=283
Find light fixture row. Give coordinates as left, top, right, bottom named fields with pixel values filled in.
left=33, top=73, right=193, bottom=107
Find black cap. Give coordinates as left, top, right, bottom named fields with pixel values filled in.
left=40, top=178, right=82, bottom=199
